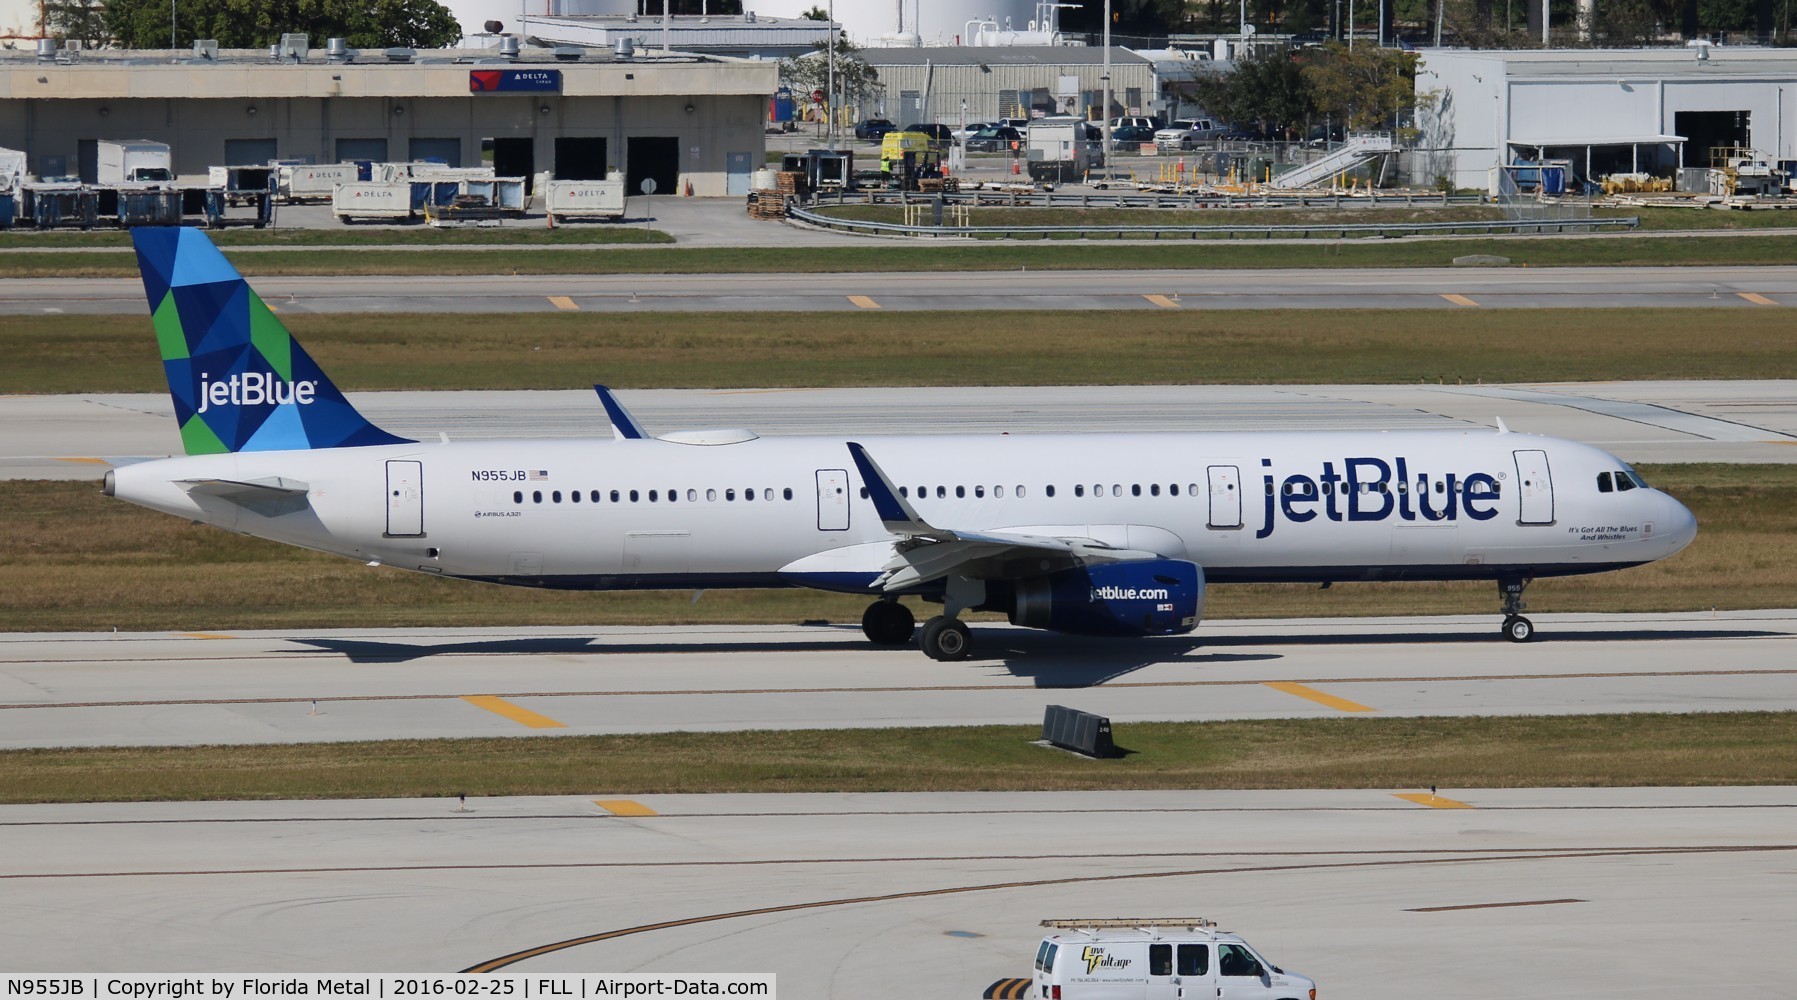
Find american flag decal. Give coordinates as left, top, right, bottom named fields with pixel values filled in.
left=527, top=470, right=548, bottom=480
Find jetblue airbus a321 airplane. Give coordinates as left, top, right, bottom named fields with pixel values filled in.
left=106, top=229, right=1698, bottom=660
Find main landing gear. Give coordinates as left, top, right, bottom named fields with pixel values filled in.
left=861, top=599, right=915, bottom=646
left=1500, top=577, right=1535, bottom=642
left=919, top=616, right=972, bottom=661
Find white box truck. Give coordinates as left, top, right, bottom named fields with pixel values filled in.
left=97, top=140, right=173, bottom=185
left=0, top=146, right=26, bottom=192
left=1033, top=918, right=1317, bottom=1000
left=542, top=179, right=625, bottom=223
left=1026, top=120, right=1099, bottom=183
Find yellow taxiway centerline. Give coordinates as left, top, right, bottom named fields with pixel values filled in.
left=1263, top=681, right=1375, bottom=713
left=594, top=799, right=658, bottom=816
left=1393, top=792, right=1475, bottom=809
left=461, top=695, right=567, bottom=729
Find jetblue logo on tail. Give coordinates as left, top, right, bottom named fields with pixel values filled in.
left=196, top=372, right=318, bottom=413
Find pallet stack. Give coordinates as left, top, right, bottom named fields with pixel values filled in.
left=746, top=192, right=788, bottom=221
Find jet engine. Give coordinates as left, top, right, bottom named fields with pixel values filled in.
left=1008, top=559, right=1204, bottom=637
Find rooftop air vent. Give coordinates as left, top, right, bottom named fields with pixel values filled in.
left=326, top=37, right=351, bottom=61
left=385, top=47, right=415, bottom=63
left=613, top=36, right=634, bottom=59
left=499, top=35, right=521, bottom=58
left=278, top=32, right=309, bottom=61
left=553, top=45, right=582, bottom=61
left=35, top=38, right=56, bottom=60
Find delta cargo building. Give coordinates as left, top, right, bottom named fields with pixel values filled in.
left=0, top=43, right=778, bottom=196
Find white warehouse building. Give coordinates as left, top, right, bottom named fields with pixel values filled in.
left=1413, top=47, right=1797, bottom=190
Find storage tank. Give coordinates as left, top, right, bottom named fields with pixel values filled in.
left=753, top=0, right=1042, bottom=47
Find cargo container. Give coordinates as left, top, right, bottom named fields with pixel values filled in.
left=278, top=163, right=359, bottom=202
left=332, top=180, right=414, bottom=221
left=543, top=179, right=626, bottom=223
left=97, top=140, right=173, bottom=185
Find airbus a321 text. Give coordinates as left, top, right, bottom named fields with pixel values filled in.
left=106, top=229, right=1698, bottom=660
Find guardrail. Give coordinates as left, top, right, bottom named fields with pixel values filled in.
left=818, top=187, right=1488, bottom=210
left=788, top=203, right=1640, bottom=240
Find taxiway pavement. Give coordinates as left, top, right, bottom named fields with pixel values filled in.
left=2, top=611, right=1792, bottom=750
left=5, top=381, right=1795, bottom=481
left=2, top=786, right=1791, bottom=999
left=4, top=264, right=1795, bottom=314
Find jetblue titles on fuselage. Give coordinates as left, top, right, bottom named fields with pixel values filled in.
left=1256, top=456, right=1502, bottom=539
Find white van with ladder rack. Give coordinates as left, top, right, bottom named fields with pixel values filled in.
left=1032, top=918, right=1317, bottom=1000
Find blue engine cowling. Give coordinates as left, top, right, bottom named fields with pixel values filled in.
left=1007, top=559, right=1204, bottom=637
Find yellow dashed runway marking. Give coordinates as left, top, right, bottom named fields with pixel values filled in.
left=1263, top=681, right=1375, bottom=713
left=1738, top=292, right=1778, bottom=306
left=461, top=695, right=567, bottom=729
left=1143, top=294, right=1182, bottom=309
left=847, top=295, right=881, bottom=309
left=594, top=799, right=658, bottom=817
left=547, top=296, right=580, bottom=311
left=1440, top=293, right=1480, bottom=307
left=54, top=457, right=109, bottom=465
left=1393, top=792, right=1475, bottom=809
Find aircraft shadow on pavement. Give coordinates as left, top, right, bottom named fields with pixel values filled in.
left=290, top=635, right=866, bottom=663
left=1192, top=627, right=1784, bottom=647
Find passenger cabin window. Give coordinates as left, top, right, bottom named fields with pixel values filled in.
left=995, top=486, right=1005, bottom=498
left=532, top=490, right=542, bottom=503
left=688, top=489, right=698, bottom=502
left=707, top=489, right=717, bottom=501
left=552, top=490, right=562, bottom=503
left=1045, top=485, right=1055, bottom=497
left=937, top=486, right=947, bottom=499
left=590, top=490, right=601, bottom=502
left=1177, top=944, right=1209, bottom=976
left=1016, top=485, right=1026, bottom=497
left=1149, top=944, right=1172, bottom=977
left=1074, top=485, right=1084, bottom=497
left=610, top=490, right=621, bottom=503
left=513, top=490, right=523, bottom=504
left=784, top=488, right=793, bottom=500
left=975, top=486, right=986, bottom=498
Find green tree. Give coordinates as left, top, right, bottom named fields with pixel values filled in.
left=779, top=37, right=882, bottom=114
left=103, top=0, right=463, bottom=50
left=44, top=0, right=110, bottom=47
left=1302, top=42, right=1417, bottom=131
left=1192, top=50, right=1315, bottom=139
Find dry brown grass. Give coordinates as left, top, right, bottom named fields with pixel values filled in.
left=1, top=464, right=1788, bottom=633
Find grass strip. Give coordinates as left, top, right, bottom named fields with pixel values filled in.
left=2, top=712, right=1792, bottom=803
left=0, top=227, right=673, bottom=249
left=7, top=308, right=1797, bottom=394
left=8, top=233, right=1797, bottom=278
left=3, top=464, right=1791, bottom=633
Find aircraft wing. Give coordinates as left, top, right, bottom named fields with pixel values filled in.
left=845, top=442, right=1163, bottom=590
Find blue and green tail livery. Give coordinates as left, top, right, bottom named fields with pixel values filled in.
left=132, top=227, right=412, bottom=455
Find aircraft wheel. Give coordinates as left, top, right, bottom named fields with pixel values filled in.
left=861, top=600, right=916, bottom=646
left=1502, top=615, right=1535, bottom=642
left=920, top=616, right=973, bottom=661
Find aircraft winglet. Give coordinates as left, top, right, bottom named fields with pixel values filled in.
left=593, top=385, right=649, bottom=441
left=846, top=442, right=946, bottom=539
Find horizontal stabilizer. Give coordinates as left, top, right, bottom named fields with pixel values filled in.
left=179, top=476, right=311, bottom=516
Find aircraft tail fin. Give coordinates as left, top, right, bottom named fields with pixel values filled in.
left=131, top=227, right=412, bottom=455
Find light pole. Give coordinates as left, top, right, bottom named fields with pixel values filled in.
left=1101, top=0, right=1111, bottom=176
left=826, top=0, right=836, bottom=144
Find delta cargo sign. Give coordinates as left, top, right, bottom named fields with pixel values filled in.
left=470, top=69, right=562, bottom=93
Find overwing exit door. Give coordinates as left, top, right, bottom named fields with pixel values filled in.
left=816, top=469, right=849, bottom=530
left=386, top=460, right=424, bottom=536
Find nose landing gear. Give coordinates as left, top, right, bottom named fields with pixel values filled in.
left=1499, top=577, right=1534, bottom=642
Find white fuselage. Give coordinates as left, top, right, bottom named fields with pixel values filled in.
left=108, top=428, right=1696, bottom=596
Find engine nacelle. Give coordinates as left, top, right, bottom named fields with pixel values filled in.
left=1008, top=559, right=1204, bottom=637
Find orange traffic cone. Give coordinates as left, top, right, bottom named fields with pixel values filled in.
left=684, top=178, right=694, bottom=196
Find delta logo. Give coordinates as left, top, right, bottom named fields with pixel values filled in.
left=196, top=371, right=318, bottom=413
left=1082, top=947, right=1133, bottom=975
left=469, top=70, right=503, bottom=92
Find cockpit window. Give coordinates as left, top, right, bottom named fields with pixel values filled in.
left=1596, top=472, right=1613, bottom=493
left=1615, top=470, right=1637, bottom=492
left=1621, top=468, right=1649, bottom=489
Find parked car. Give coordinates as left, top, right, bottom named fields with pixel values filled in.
left=1154, top=117, right=1222, bottom=150
left=854, top=118, right=895, bottom=141
left=955, top=121, right=994, bottom=139
left=964, top=126, right=1023, bottom=152
left=902, top=123, right=958, bottom=149
left=1109, top=125, right=1158, bottom=145
left=999, top=117, right=1034, bottom=130
left=1109, top=115, right=1166, bottom=131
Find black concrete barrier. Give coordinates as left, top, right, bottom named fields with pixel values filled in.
left=1042, top=704, right=1115, bottom=758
